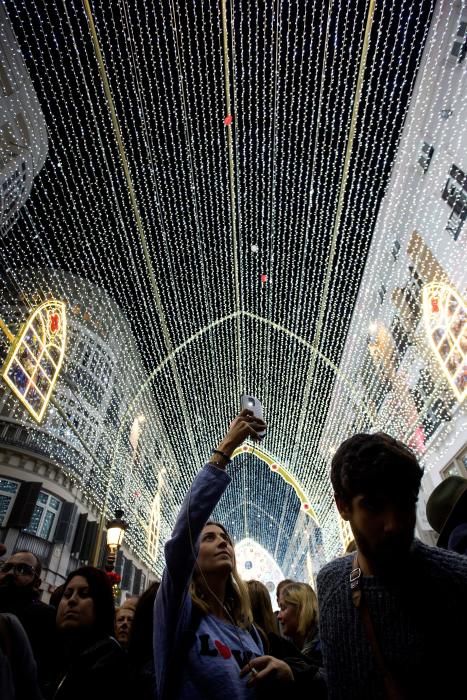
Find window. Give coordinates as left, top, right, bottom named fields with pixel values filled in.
left=418, top=142, right=434, bottom=173
left=397, top=266, right=424, bottom=329
left=391, top=240, right=401, bottom=262
left=446, top=209, right=464, bottom=241
left=451, top=20, right=467, bottom=64
left=442, top=448, right=467, bottom=479
left=0, top=478, right=19, bottom=526
left=391, top=316, right=410, bottom=363
left=24, top=491, right=62, bottom=541
left=442, top=164, right=467, bottom=239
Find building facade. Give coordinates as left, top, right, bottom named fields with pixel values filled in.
left=323, top=0, right=467, bottom=550
left=0, top=5, right=47, bottom=236
left=0, top=271, right=165, bottom=599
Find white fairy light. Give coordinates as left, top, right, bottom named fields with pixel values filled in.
left=0, top=0, right=459, bottom=574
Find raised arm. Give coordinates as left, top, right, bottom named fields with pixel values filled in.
left=154, top=410, right=266, bottom=698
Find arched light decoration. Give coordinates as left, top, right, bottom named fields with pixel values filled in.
left=235, top=537, right=285, bottom=606
left=1, top=300, right=67, bottom=422
left=422, top=283, right=466, bottom=403
left=232, top=443, right=318, bottom=521
left=0, top=0, right=448, bottom=574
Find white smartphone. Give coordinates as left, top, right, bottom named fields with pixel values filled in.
left=240, top=394, right=266, bottom=439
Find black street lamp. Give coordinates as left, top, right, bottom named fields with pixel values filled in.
left=105, top=509, right=127, bottom=572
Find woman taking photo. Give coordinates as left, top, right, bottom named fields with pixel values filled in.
left=154, top=410, right=295, bottom=700
left=47, top=566, right=126, bottom=700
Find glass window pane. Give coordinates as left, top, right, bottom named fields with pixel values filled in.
left=0, top=495, right=12, bottom=525
left=39, top=511, right=55, bottom=540
left=49, top=497, right=60, bottom=511
left=0, top=479, right=18, bottom=494
left=37, top=492, right=48, bottom=505
left=445, top=463, right=461, bottom=478
left=27, top=505, right=43, bottom=534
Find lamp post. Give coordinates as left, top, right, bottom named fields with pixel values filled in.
left=105, top=509, right=127, bottom=572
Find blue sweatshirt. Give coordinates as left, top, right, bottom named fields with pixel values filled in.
left=154, top=463, right=263, bottom=700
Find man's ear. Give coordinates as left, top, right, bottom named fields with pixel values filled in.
left=33, top=575, right=42, bottom=591
left=335, top=494, right=351, bottom=521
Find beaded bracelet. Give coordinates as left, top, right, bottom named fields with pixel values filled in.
left=211, top=449, right=232, bottom=463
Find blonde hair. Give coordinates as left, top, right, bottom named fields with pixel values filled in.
left=190, top=521, right=253, bottom=629
left=246, top=579, right=277, bottom=636
left=281, top=582, right=318, bottom=638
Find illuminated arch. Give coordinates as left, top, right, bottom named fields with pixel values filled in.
left=232, top=443, right=319, bottom=523
left=235, top=538, right=285, bottom=597
left=1, top=300, right=67, bottom=423
left=146, top=491, right=161, bottom=562
left=108, top=311, right=375, bottom=522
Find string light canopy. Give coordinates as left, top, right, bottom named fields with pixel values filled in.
left=1, top=0, right=463, bottom=580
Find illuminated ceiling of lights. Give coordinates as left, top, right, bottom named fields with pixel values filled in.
left=0, top=0, right=453, bottom=577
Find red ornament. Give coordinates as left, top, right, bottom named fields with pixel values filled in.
left=49, top=313, right=60, bottom=333
left=224, top=115, right=233, bottom=126
left=106, top=571, right=121, bottom=586
left=271, top=463, right=278, bottom=471
left=303, top=503, right=309, bottom=510
left=431, top=297, right=439, bottom=313
left=260, top=273, right=268, bottom=284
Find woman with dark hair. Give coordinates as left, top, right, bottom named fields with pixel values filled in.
left=46, top=566, right=126, bottom=700
left=154, top=411, right=296, bottom=700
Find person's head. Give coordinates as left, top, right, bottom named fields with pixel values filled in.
left=331, top=432, right=423, bottom=567
left=246, top=580, right=277, bottom=637
left=127, top=581, right=160, bottom=662
left=277, top=582, right=318, bottom=645
left=0, top=550, right=42, bottom=592
left=426, top=475, right=467, bottom=552
left=276, top=578, right=295, bottom=607
left=56, top=567, right=115, bottom=639
left=115, top=606, right=135, bottom=647
left=121, top=596, right=138, bottom=611
left=191, top=521, right=252, bottom=628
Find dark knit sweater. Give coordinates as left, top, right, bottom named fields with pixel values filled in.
left=317, top=540, right=467, bottom=699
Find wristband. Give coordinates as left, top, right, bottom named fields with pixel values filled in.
left=211, top=449, right=232, bottom=463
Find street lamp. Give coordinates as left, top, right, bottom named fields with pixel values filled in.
left=105, top=509, right=127, bottom=572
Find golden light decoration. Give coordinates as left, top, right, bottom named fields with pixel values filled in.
left=232, top=443, right=318, bottom=522
left=1, top=300, right=67, bottom=423
left=422, top=283, right=466, bottom=403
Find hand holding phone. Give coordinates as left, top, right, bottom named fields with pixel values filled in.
left=240, top=394, right=266, bottom=439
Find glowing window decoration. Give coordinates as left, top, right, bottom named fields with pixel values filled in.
left=146, top=492, right=161, bottom=562
left=1, top=300, right=67, bottom=423
left=233, top=443, right=318, bottom=521
left=422, top=283, right=466, bottom=403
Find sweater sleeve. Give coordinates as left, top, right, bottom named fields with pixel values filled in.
left=154, top=463, right=231, bottom=698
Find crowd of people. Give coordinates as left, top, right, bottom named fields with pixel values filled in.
left=0, top=409, right=466, bottom=699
